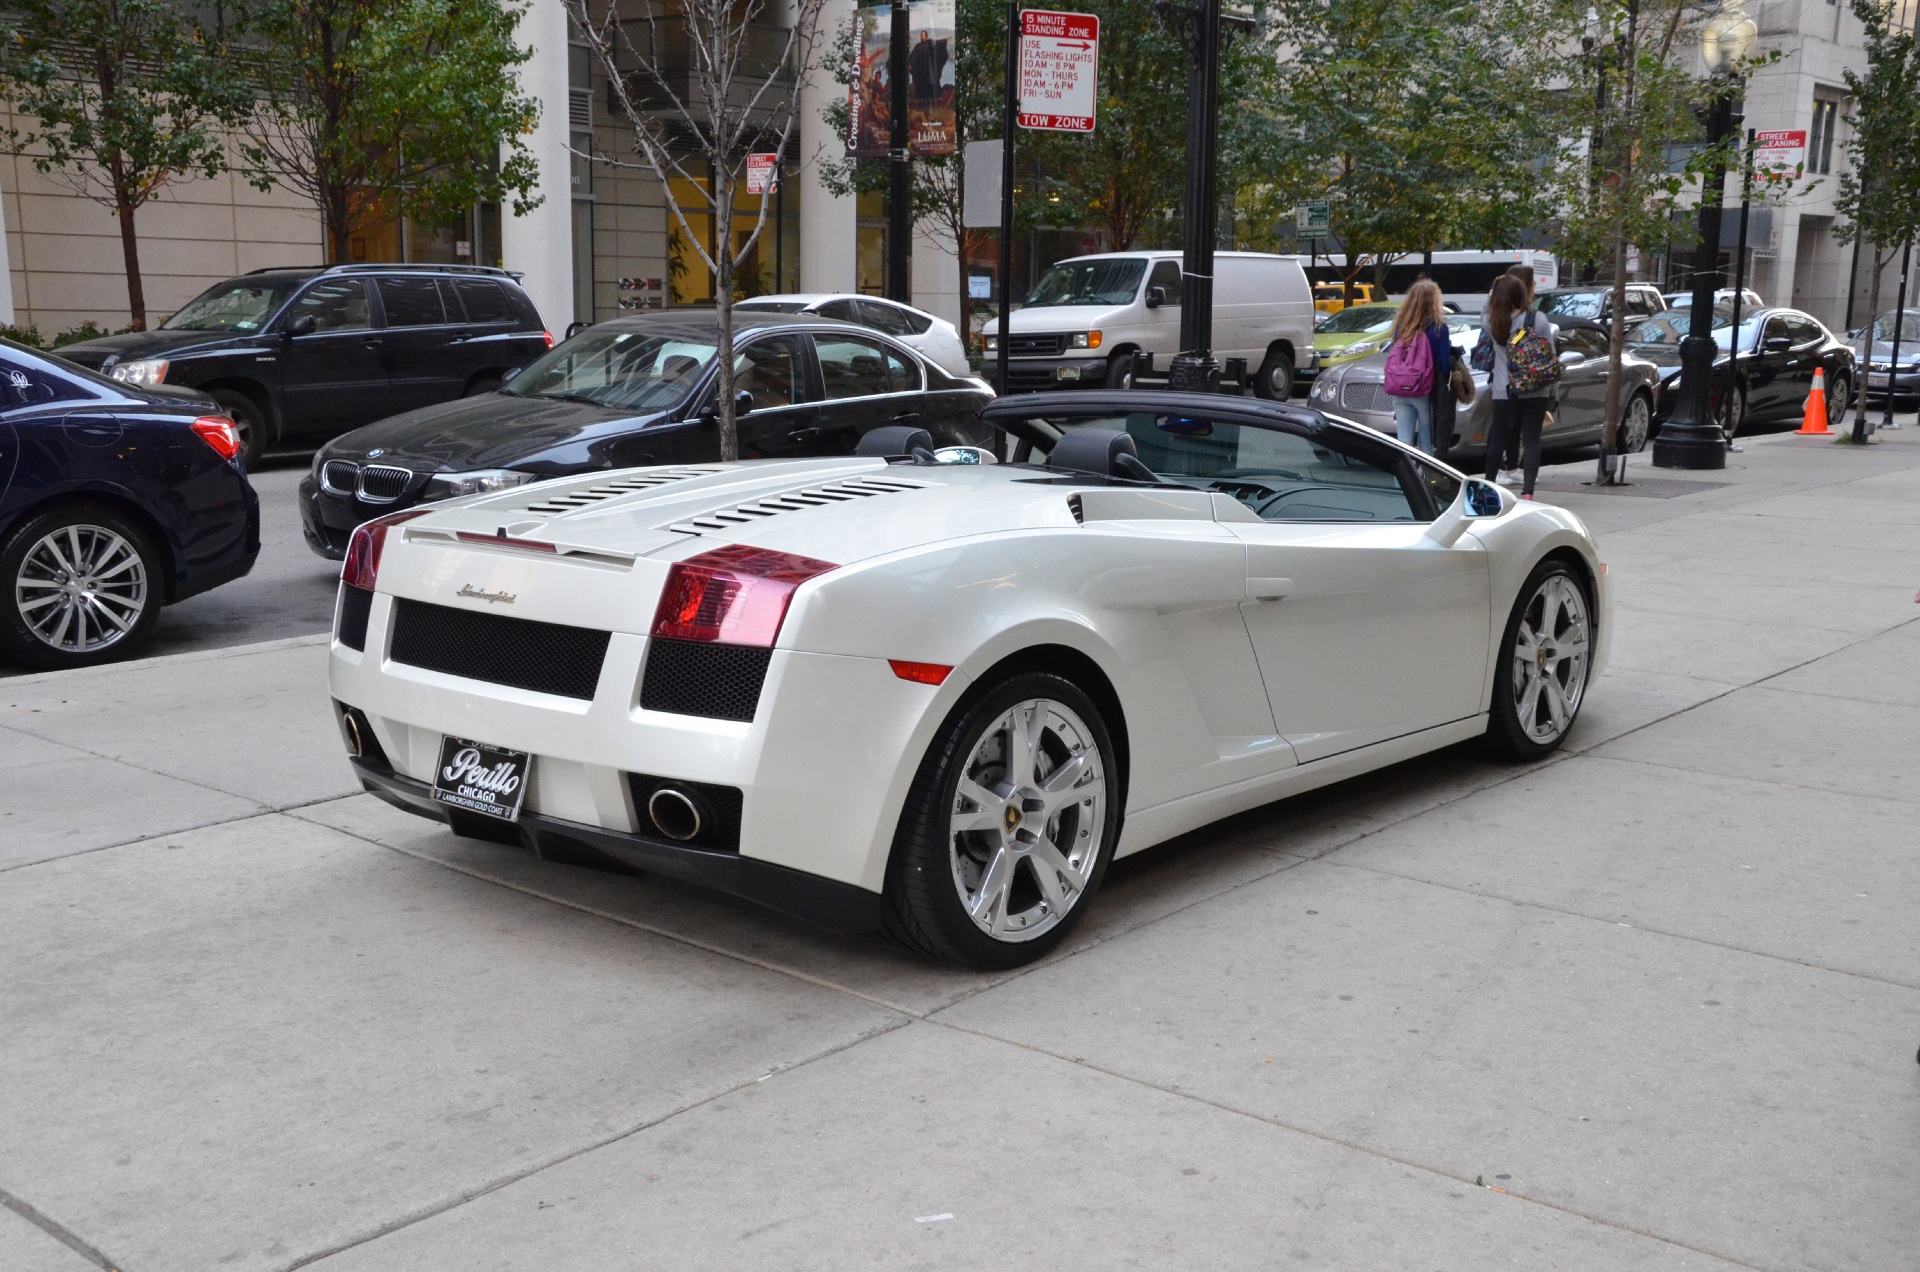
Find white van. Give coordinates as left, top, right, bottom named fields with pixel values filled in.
left=984, top=251, right=1316, bottom=398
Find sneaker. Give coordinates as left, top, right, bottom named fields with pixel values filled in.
left=1521, top=493, right=1535, bottom=500
left=1494, top=471, right=1517, bottom=486
left=1726, top=443, right=1743, bottom=452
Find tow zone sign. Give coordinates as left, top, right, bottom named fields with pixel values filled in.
left=1019, top=10, right=1098, bottom=133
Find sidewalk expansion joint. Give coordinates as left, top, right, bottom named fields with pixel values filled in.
left=0, top=793, right=368, bottom=877
left=0, top=1183, right=125, bottom=1271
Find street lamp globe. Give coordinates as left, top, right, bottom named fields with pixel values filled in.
left=1701, top=0, right=1757, bottom=75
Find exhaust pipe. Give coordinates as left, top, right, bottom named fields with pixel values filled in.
left=646, top=786, right=708, bottom=842
left=339, top=709, right=365, bottom=758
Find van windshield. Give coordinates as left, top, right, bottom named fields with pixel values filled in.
left=1025, top=259, right=1147, bottom=308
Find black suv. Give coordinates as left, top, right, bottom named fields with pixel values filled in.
left=59, top=264, right=552, bottom=466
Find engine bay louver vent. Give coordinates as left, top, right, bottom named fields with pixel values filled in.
left=666, top=476, right=929, bottom=534
left=1067, top=494, right=1084, bottom=524
left=520, top=467, right=718, bottom=515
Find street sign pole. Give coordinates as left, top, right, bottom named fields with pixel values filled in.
left=888, top=0, right=911, bottom=303
left=1727, top=127, right=1753, bottom=446
left=1169, top=0, right=1222, bottom=392
left=996, top=2, right=1018, bottom=396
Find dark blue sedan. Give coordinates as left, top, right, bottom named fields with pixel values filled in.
left=0, top=339, right=259, bottom=669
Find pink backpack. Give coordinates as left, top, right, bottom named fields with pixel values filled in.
left=1383, top=330, right=1434, bottom=398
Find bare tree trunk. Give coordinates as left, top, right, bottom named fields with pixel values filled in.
left=1854, top=246, right=1886, bottom=440
left=110, top=161, right=147, bottom=331
left=715, top=166, right=739, bottom=461
left=1596, top=229, right=1628, bottom=483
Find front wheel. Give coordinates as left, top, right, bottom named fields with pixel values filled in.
left=1485, top=559, right=1593, bottom=761
left=1102, top=351, right=1136, bottom=389
left=884, top=672, right=1120, bottom=968
left=0, top=505, right=163, bottom=670
left=1252, top=347, right=1295, bottom=400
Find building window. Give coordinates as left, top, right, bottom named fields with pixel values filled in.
left=1809, top=98, right=1839, bottom=175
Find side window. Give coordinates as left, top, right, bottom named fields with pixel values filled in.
left=734, top=335, right=812, bottom=410
left=0, top=354, right=89, bottom=408
left=815, top=299, right=859, bottom=321
left=376, top=276, right=447, bottom=327
left=857, top=300, right=916, bottom=337
left=285, top=279, right=370, bottom=332
left=1410, top=459, right=1462, bottom=517
left=453, top=278, right=517, bottom=324
left=816, top=335, right=916, bottom=398
left=1763, top=315, right=1790, bottom=348
left=1559, top=325, right=1609, bottom=357
left=1786, top=313, right=1824, bottom=346
left=1146, top=260, right=1182, bottom=305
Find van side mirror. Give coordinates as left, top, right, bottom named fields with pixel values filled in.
left=284, top=313, right=316, bottom=338
left=1145, top=286, right=1166, bottom=309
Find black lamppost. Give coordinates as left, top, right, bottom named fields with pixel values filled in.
left=1652, top=0, right=1756, bottom=469
left=1159, top=0, right=1224, bottom=392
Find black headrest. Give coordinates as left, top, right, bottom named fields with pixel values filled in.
left=856, top=425, right=934, bottom=458
left=1048, top=427, right=1138, bottom=476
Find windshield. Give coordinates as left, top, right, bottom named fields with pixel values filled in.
left=734, top=301, right=809, bottom=313
left=1626, top=309, right=1754, bottom=353
left=1871, top=311, right=1920, bottom=342
left=162, top=278, right=303, bottom=332
left=1013, top=412, right=1422, bottom=523
left=1536, top=292, right=1605, bottom=320
left=1319, top=305, right=1398, bottom=334
left=1024, top=259, right=1148, bottom=308
left=506, top=329, right=717, bottom=410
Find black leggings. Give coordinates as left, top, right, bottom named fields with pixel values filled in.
left=1486, top=397, right=1548, bottom=494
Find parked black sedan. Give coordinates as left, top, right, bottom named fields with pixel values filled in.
left=1628, top=306, right=1855, bottom=436
left=299, top=311, right=994, bottom=558
left=0, top=340, right=258, bottom=669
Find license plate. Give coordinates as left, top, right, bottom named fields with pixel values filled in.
left=1057, top=366, right=1081, bottom=380
left=430, top=735, right=530, bottom=822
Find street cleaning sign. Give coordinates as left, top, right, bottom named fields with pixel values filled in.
left=1753, top=129, right=1806, bottom=185
left=745, top=153, right=779, bottom=194
left=1018, top=10, right=1098, bottom=133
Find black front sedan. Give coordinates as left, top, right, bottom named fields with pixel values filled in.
left=300, top=311, right=994, bottom=558
left=1628, top=305, right=1856, bottom=436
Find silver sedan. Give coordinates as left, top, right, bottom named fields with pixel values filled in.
left=1307, top=320, right=1664, bottom=462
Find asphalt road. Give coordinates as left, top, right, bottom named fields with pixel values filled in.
left=0, top=421, right=1915, bottom=1270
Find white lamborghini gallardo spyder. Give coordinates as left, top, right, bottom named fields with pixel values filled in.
left=329, top=391, right=1609, bottom=967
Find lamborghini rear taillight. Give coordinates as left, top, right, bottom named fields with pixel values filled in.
left=341, top=509, right=431, bottom=591
left=651, top=545, right=837, bottom=647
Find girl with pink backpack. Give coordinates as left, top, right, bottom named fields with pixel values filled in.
left=1382, top=280, right=1452, bottom=455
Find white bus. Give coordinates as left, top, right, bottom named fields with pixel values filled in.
left=1296, top=249, right=1559, bottom=314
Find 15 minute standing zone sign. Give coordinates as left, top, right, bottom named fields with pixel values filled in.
left=1018, top=10, right=1098, bottom=133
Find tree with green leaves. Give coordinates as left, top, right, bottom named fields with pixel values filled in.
left=1835, top=0, right=1920, bottom=441
left=243, top=0, right=543, bottom=263
left=1243, top=0, right=1561, bottom=298
left=0, top=0, right=253, bottom=328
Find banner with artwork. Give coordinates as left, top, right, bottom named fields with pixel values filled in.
left=847, top=0, right=956, bottom=158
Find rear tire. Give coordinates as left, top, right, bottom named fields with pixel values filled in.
left=1827, top=374, right=1851, bottom=427
left=1253, top=347, right=1295, bottom=400
left=0, top=504, right=163, bottom=670
left=210, top=389, right=268, bottom=470
left=883, top=671, right=1120, bottom=968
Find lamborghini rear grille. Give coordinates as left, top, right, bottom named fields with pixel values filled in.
left=638, top=638, right=772, bottom=722
left=389, top=599, right=610, bottom=699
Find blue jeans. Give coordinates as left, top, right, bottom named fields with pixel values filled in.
left=1391, top=395, right=1433, bottom=454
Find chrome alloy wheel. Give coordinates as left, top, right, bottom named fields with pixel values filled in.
left=1509, top=574, right=1591, bottom=745
left=14, top=523, right=148, bottom=654
left=1622, top=393, right=1652, bottom=452
left=948, top=698, right=1108, bottom=942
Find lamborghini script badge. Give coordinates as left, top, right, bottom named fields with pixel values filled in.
left=457, top=584, right=517, bottom=605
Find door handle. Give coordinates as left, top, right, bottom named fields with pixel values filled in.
left=361, top=337, right=384, bottom=348
left=1246, top=577, right=1294, bottom=601
left=892, top=412, right=923, bottom=426
left=448, top=330, right=473, bottom=343
left=787, top=426, right=821, bottom=443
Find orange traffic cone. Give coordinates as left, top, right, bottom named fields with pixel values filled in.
left=1797, top=369, right=1832, bottom=435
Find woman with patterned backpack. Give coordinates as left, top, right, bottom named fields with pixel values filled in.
left=1473, top=274, right=1559, bottom=500
left=1381, top=280, right=1453, bottom=455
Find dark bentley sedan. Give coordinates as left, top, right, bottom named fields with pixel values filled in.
left=0, top=340, right=258, bottom=669
left=300, top=311, right=994, bottom=558
left=1628, top=306, right=1855, bottom=436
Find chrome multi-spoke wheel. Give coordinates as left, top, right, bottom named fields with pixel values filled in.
left=948, top=698, right=1108, bottom=942
left=1, top=508, right=161, bottom=669
left=1487, top=565, right=1592, bottom=759
left=1621, top=392, right=1652, bottom=453
left=886, top=672, right=1119, bottom=967
left=15, top=523, right=148, bottom=655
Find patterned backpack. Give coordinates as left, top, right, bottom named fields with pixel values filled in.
left=1504, top=312, right=1561, bottom=394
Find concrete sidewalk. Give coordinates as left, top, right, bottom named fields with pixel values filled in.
left=2, top=428, right=1915, bottom=1271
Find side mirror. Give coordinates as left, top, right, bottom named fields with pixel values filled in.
left=1558, top=350, right=1584, bottom=365
left=734, top=388, right=755, bottom=414
left=284, top=313, right=316, bottom=338
left=501, top=366, right=521, bottom=384
left=1463, top=479, right=1508, bottom=517
left=1763, top=335, right=1792, bottom=353
left=1424, top=478, right=1507, bottom=549
left=1145, top=286, right=1166, bottom=309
